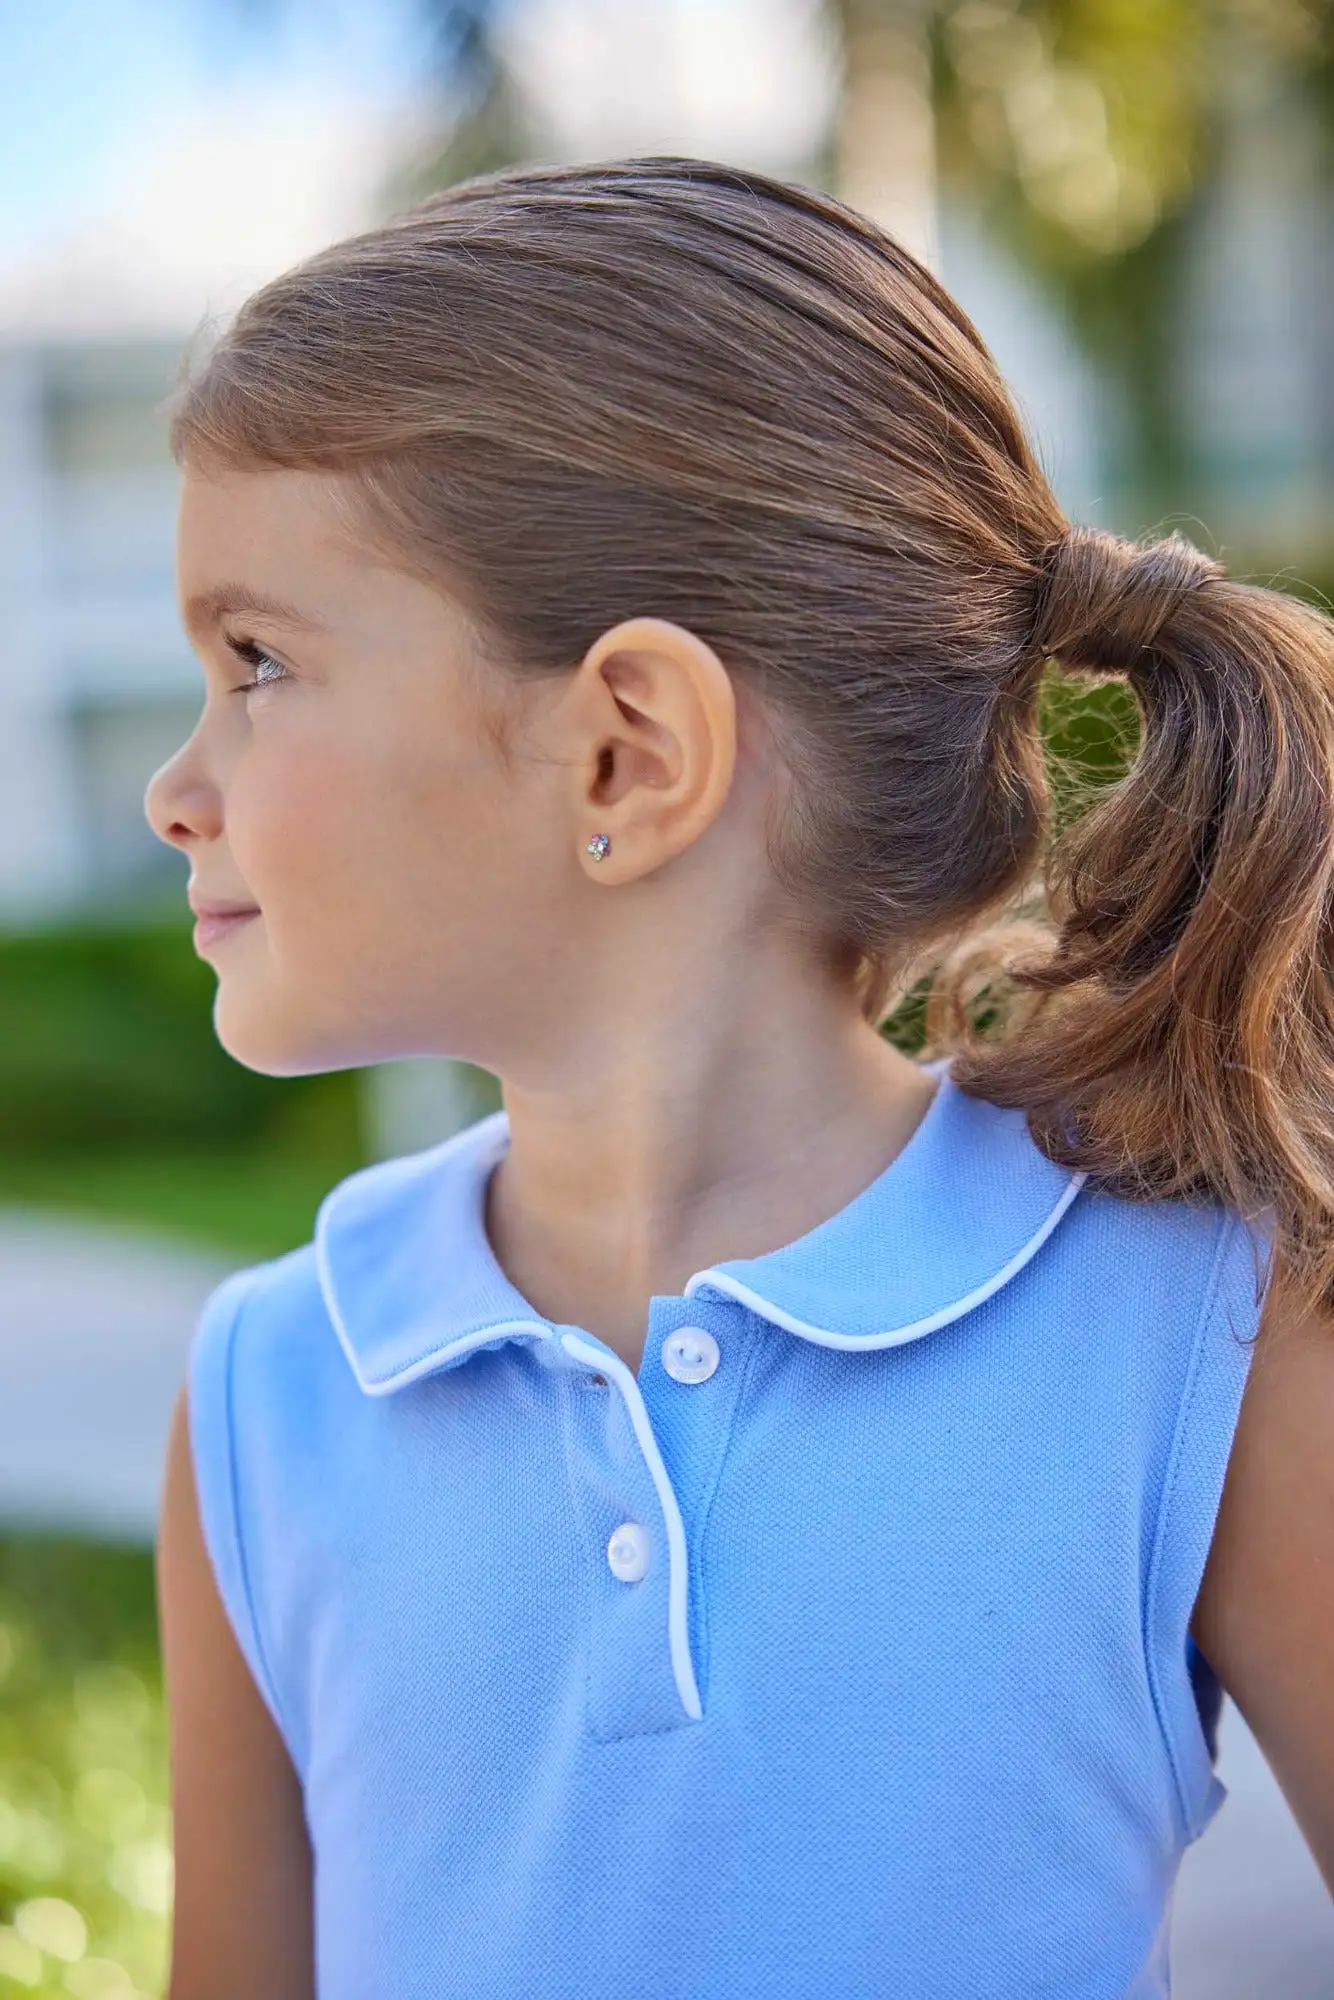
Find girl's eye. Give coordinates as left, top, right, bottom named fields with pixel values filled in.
left=226, top=635, right=291, bottom=695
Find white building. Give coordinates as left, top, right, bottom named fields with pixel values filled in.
left=0, top=335, right=196, bottom=920
left=0, top=80, right=420, bottom=927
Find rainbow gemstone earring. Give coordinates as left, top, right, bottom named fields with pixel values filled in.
left=585, top=833, right=611, bottom=862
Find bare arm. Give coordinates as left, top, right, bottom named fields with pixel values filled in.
left=1190, top=1275, right=1334, bottom=1894
left=156, top=1379, right=316, bottom=1999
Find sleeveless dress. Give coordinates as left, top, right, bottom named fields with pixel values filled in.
left=187, top=1059, right=1274, bottom=1998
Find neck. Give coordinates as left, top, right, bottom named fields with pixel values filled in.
left=484, top=987, right=940, bottom=1374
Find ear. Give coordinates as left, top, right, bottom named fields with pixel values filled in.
left=566, top=617, right=738, bottom=881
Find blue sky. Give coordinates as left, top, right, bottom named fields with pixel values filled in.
left=0, top=0, right=841, bottom=342
left=0, top=0, right=434, bottom=259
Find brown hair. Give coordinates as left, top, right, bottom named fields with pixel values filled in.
left=169, top=155, right=1334, bottom=1318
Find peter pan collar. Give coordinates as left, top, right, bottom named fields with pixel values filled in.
left=315, top=1061, right=1087, bottom=1397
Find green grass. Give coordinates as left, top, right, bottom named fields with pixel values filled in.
left=0, top=1535, right=167, bottom=1999
left=0, top=1135, right=366, bottom=1994
left=0, top=1145, right=351, bottom=1265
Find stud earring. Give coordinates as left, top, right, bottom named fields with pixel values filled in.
left=585, top=833, right=611, bottom=862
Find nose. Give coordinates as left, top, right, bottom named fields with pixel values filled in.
left=143, top=731, right=222, bottom=853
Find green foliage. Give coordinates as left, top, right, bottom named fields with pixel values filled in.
left=0, top=914, right=363, bottom=1165
left=931, top=0, right=1334, bottom=511
left=1037, top=659, right=1140, bottom=830
left=0, top=1148, right=354, bottom=1265
left=878, top=668, right=1140, bottom=1052
left=0, top=1536, right=167, bottom=1999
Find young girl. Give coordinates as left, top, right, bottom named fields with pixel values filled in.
left=146, top=156, right=1334, bottom=1999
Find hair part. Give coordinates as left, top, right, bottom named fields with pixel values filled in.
left=169, top=154, right=1334, bottom=1319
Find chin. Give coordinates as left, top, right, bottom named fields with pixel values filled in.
left=211, top=986, right=357, bottom=1078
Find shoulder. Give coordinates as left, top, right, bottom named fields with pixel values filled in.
left=1045, top=1149, right=1271, bottom=1356
left=185, top=1186, right=391, bottom=1484
left=1191, top=1272, right=1334, bottom=1887
left=189, top=1241, right=336, bottom=1405
left=949, top=1072, right=1264, bottom=1310
left=185, top=1238, right=339, bottom=1509
left=184, top=1121, right=489, bottom=1442
left=179, top=1229, right=369, bottom=1773
left=189, top=1120, right=463, bottom=1386
left=1211, top=1268, right=1334, bottom=1492
left=1068, top=1187, right=1276, bottom=1474
left=1215, top=1272, right=1334, bottom=1553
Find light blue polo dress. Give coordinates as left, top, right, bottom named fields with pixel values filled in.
left=187, top=1057, right=1275, bottom=1998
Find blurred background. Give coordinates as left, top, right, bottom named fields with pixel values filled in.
left=0, top=1, right=1331, bottom=1993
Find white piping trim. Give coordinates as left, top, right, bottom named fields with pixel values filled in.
left=315, top=1212, right=554, bottom=1396
left=683, top=1170, right=1088, bottom=1349
left=560, top=1331, right=703, bottom=1723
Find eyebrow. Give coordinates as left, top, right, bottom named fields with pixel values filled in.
left=182, top=583, right=330, bottom=637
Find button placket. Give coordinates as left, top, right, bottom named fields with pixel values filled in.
left=559, top=1329, right=703, bottom=1735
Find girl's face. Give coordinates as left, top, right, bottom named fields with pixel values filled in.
left=147, top=464, right=601, bottom=1077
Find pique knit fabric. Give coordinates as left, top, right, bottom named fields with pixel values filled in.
left=185, top=1057, right=1276, bottom=2000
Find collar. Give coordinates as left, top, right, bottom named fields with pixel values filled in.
left=314, top=1062, right=1086, bottom=1397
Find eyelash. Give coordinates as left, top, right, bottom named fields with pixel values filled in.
left=226, top=635, right=290, bottom=694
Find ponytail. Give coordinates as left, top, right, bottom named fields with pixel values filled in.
left=930, top=527, right=1334, bottom=1318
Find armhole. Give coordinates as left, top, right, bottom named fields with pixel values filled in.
left=1142, top=1208, right=1274, bottom=1845
left=187, top=1267, right=295, bottom=1760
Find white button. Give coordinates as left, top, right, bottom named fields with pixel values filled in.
left=606, top=1521, right=651, bottom=1583
left=661, top=1326, right=720, bottom=1384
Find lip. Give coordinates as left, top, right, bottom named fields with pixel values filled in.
left=190, top=902, right=261, bottom=954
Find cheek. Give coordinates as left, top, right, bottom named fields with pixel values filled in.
left=227, top=708, right=522, bottom=960
left=211, top=693, right=579, bottom=1068
left=226, top=728, right=351, bottom=898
